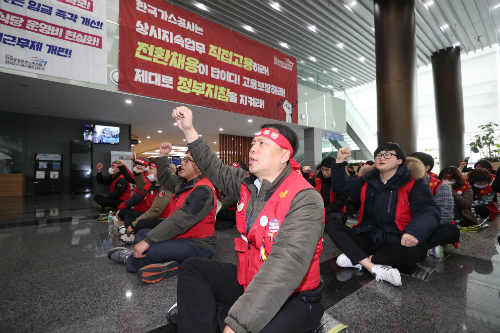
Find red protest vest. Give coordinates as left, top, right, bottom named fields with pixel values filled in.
left=110, top=174, right=131, bottom=201
left=234, top=171, right=323, bottom=292
left=314, top=178, right=346, bottom=213
left=357, top=179, right=416, bottom=231
left=133, top=180, right=151, bottom=213
left=428, top=176, right=443, bottom=196
left=145, top=188, right=171, bottom=218
left=454, top=183, right=470, bottom=195
left=170, top=177, right=217, bottom=240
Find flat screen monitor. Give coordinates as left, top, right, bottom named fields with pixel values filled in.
left=84, top=125, right=120, bottom=144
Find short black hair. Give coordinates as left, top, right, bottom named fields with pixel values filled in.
left=261, top=123, right=299, bottom=157
left=321, top=157, right=335, bottom=168
left=474, top=159, right=493, bottom=171
left=468, top=169, right=491, bottom=186
left=374, top=142, right=406, bottom=164
left=409, top=152, right=435, bottom=172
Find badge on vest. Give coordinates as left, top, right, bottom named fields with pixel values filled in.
left=260, top=216, right=268, bottom=227
left=237, top=203, right=244, bottom=212
left=268, top=219, right=280, bottom=233
left=159, top=191, right=165, bottom=197
left=457, top=191, right=462, bottom=195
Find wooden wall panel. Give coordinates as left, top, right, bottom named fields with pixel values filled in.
left=219, top=133, right=253, bottom=168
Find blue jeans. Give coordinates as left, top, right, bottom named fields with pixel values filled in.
left=126, top=228, right=214, bottom=273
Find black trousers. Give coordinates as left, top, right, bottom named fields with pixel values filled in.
left=133, top=218, right=162, bottom=233
left=177, top=258, right=324, bottom=333
left=325, top=221, right=427, bottom=270
left=117, top=207, right=135, bottom=222
left=94, top=195, right=122, bottom=210
left=216, top=209, right=236, bottom=223
left=425, top=223, right=460, bottom=249
left=473, top=205, right=490, bottom=219
left=123, top=210, right=143, bottom=228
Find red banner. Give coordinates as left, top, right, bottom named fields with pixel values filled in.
left=118, top=0, right=298, bottom=123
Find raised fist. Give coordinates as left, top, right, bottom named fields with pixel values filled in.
left=459, top=161, right=467, bottom=169
left=97, top=163, right=103, bottom=172
left=117, top=160, right=124, bottom=167
left=135, top=165, right=146, bottom=173
left=172, top=106, right=193, bottom=131
left=337, top=148, right=351, bottom=162
left=160, top=142, right=173, bottom=156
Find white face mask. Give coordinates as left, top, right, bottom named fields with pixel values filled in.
left=147, top=174, right=156, bottom=182
left=108, top=168, right=114, bottom=174
left=474, top=184, right=488, bottom=189
left=443, top=180, right=456, bottom=185
left=145, top=166, right=150, bottom=172
left=134, top=166, right=139, bottom=173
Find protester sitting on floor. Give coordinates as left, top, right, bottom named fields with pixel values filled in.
left=117, top=157, right=152, bottom=215
left=215, top=161, right=248, bottom=229
left=325, top=143, right=440, bottom=287
left=93, top=162, right=131, bottom=211
left=118, top=163, right=173, bottom=244
left=345, top=165, right=372, bottom=218
left=469, top=169, right=499, bottom=221
left=438, top=167, right=477, bottom=227
left=108, top=143, right=217, bottom=284
left=167, top=106, right=325, bottom=333
left=309, top=157, right=348, bottom=224
left=410, top=152, right=460, bottom=260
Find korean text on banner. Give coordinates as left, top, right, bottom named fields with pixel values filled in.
left=118, top=0, right=298, bottom=123
left=0, top=0, right=107, bottom=84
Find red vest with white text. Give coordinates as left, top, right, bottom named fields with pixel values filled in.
left=234, top=171, right=323, bottom=292
left=169, top=177, right=217, bottom=240
left=357, top=179, right=416, bottom=231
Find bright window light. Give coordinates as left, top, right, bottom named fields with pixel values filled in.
left=279, top=42, right=289, bottom=48
left=270, top=2, right=280, bottom=11
left=243, top=25, right=254, bottom=32
left=309, top=56, right=316, bottom=62
left=308, top=25, right=317, bottom=32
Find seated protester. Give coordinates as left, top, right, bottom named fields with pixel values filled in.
left=309, top=157, right=348, bottom=224
left=438, top=167, right=477, bottom=227
left=169, top=106, right=324, bottom=333
left=118, top=163, right=174, bottom=244
left=215, top=161, right=248, bottom=229
left=469, top=169, right=499, bottom=221
left=474, top=159, right=496, bottom=176
left=410, top=152, right=459, bottom=260
left=109, top=144, right=217, bottom=284
left=93, top=162, right=131, bottom=211
left=345, top=165, right=372, bottom=217
left=301, top=165, right=314, bottom=180
left=326, top=143, right=440, bottom=287
left=459, top=157, right=473, bottom=173
left=117, top=157, right=152, bottom=217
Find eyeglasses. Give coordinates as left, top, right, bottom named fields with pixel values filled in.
left=321, top=168, right=331, bottom=173
left=181, top=157, right=194, bottom=163
left=374, top=152, right=397, bottom=160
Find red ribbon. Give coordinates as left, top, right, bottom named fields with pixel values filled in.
left=255, top=128, right=301, bottom=174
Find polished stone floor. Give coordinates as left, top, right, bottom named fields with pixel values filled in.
left=1, top=194, right=499, bottom=333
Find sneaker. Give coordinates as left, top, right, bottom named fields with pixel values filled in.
left=119, top=233, right=135, bottom=244
left=427, top=245, right=444, bottom=260
left=92, top=204, right=102, bottom=210
left=336, top=253, right=362, bottom=270
left=104, top=206, right=114, bottom=212
left=371, top=265, right=402, bottom=287
left=137, top=261, right=180, bottom=284
left=166, top=303, right=178, bottom=325
left=118, top=226, right=127, bottom=234
left=108, top=247, right=133, bottom=264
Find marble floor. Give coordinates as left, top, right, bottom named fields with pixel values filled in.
left=1, top=194, right=499, bottom=333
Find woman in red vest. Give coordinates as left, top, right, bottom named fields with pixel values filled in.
left=468, top=169, right=499, bottom=221
left=168, top=106, right=325, bottom=333
left=438, top=167, right=477, bottom=227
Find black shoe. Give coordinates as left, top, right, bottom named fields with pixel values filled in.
left=137, top=261, right=180, bottom=283
left=166, top=303, right=178, bottom=325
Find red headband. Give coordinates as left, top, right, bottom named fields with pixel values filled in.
left=254, top=128, right=301, bottom=174
left=135, top=157, right=149, bottom=166
left=112, top=163, right=118, bottom=168
left=150, top=163, right=157, bottom=168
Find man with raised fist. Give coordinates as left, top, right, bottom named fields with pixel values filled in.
left=326, top=143, right=440, bottom=287
left=167, top=106, right=324, bottom=333
left=93, top=161, right=130, bottom=211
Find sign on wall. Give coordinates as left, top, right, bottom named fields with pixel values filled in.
left=118, top=0, right=298, bottom=123
left=0, top=0, right=107, bottom=84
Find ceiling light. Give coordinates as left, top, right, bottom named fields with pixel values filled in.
left=243, top=25, right=254, bottom=32
left=183, top=139, right=186, bottom=141
left=131, top=144, right=134, bottom=147
left=158, top=130, right=162, bottom=133
left=279, top=42, right=289, bottom=48
left=270, top=2, right=280, bottom=11
left=174, top=122, right=177, bottom=126
left=332, top=68, right=338, bottom=72
left=300, top=60, right=304, bottom=63
left=248, top=119, right=253, bottom=122
left=155, top=150, right=159, bottom=152
left=453, top=42, right=460, bottom=47
left=351, top=1, right=356, bottom=6
left=337, top=43, right=344, bottom=49
left=219, top=128, right=223, bottom=131
left=328, top=85, right=333, bottom=88
left=427, top=1, right=434, bottom=5
left=125, top=100, right=132, bottom=104
left=359, top=57, right=365, bottom=62
left=308, top=77, right=315, bottom=81
left=343, top=4, right=353, bottom=12
left=147, top=136, right=150, bottom=139
left=199, top=134, right=202, bottom=137
left=371, top=27, right=375, bottom=31
left=351, top=77, right=356, bottom=81
left=495, top=4, right=500, bottom=9
left=214, top=142, right=217, bottom=144
left=138, top=141, right=142, bottom=143
left=309, top=56, right=316, bottom=62
left=194, top=2, right=208, bottom=11
left=308, top=25, right=317, bottom=33
left=441, top=24, right=448, bottom=30
left=302, top=78, right=306, bottom=81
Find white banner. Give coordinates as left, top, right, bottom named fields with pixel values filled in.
left=0, top=0, right=106, bottom=84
